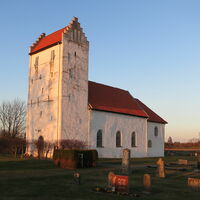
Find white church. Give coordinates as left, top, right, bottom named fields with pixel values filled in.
left=26, top=17, right=167, bottom=158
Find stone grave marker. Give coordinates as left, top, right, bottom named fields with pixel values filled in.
left=107, top=172, right=129, bottom=193
left=178, top=159, right=188, bottom=165
left=143, top=174, right=151, bottom=190
left=108, top=171, right=115, bottom=187
left=188, top=178, right=200, bottom=191
left=73, top=172, right=81, bottom=184
left=197, top=152, right=200, bottom=169
left=122, top=148, right=131, bottom=174
left=156, top=158, right=165, bottom=178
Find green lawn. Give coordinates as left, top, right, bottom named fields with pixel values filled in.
left=0, top=155, right=199, bottom=200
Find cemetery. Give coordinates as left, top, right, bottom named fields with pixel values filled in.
left=0, top=151, right=199, bottom=200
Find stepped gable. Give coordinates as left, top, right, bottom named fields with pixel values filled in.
left=134, top=98, right=167, bottom=124
left=30, top=17, right=88, bottom=55
left=88, top=81, right=148, bottom=118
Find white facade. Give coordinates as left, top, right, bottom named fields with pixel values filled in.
left=89, top=110, right=148, bottom=158
left=147, top=122, right=165, bottom=157
left=26, top=45, right=62, bottom=154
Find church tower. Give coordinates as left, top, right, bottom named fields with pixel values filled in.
left=26, top=17, right=89, bottom=155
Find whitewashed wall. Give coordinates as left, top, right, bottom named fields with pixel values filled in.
left=26, top=44, right=62, bottom=155
left=147, top=122, right=165, bottom=157
left=89, top=110, right=148, bottom=158
left=61, top=32, right=89, bottom=143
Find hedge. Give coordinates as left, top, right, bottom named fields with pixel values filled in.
left=53, top=149, right=98, bottom=169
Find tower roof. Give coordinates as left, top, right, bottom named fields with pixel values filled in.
left=30, top=17, right=88, bottom=55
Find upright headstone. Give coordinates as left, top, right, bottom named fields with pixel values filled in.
left=188, top=178, right=200, bottom=191
left=156, top=158, right=165, bottom=178
left=143, top=174, right=151, bottom=190
left=178, top=159, right=188, bottom=165
left=108, top=171, right=115, bottom=187
left=122, top=148, right=131, bottom=174
left=197, top=152, right=200, bottom=169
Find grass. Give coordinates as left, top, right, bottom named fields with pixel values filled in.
left=0, top=155, right=199, bottom=200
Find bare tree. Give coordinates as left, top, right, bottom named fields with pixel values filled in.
left=0, top=99, right=26, bottom=138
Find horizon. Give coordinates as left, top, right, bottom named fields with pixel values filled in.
left=0, top=0, right=200, bottom=142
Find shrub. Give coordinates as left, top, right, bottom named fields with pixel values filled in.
left=53, top=149, right=98, bottom=169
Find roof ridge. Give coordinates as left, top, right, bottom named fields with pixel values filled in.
left=89, top=81, right=129, bottom=93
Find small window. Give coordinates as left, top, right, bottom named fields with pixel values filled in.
left=68, top=53, right=71, bottom=63
left=116, top=131, right=121, bottom=147
left=96, top=130, right=103, bottom=148
left=154, top=127, right=158, bottom=137
left=69, top=68, right=74, bottom=79
left=37, top=97, right=39, bottom=106
left=34, top=56, right=39, bottom=75
left=50, top=50, right=55, bottom=61
left=40, top=111, right=42, bottom=117
left=148, top=140, right=152, bottom=148
left=131, top=132, right=136, bottom=147
left=74, top=29, right=77, bottom=41
left=34, top=56, right=39, bottom=67
left=74, top=51, right=76, bottom=57
left=41, top=88, right=44, bottom=94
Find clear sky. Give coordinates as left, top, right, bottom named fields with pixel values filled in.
left=0, top=0, right=200, bottom=142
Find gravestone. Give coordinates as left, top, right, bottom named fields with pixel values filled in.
left=122, top=148, right=131, bottom=174
left=143, top=174, right=151, bottom=190
left=107, top=172, right=129, bottom=193
left=188, top=178, right=200, bottom=191
left=108, top=171, right=115, bottom=187
left=156, top=158, right=165, bottom=178
left=178, top=159, right=188, bottom=165
left=73, top=172, right=81, bottom=184
left=197, top=152, right=200, bottom=169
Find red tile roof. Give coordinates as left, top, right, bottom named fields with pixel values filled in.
left=30, top=27, right=65, bottom=54
left=134, top=98, right=167, bottom=124
left=88, top=81, right=148, bottom=118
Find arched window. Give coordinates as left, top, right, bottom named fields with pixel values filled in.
left=116, top=131, right=121, bottom=147
left=148, top=140, right=152, bottom=148
left=131, top=132, right=136, bottom=147
left=96, top=130, right=103, bottom=147
left=154, top=126, right=158, bottom=137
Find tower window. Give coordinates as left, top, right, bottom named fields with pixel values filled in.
left=41, top=88, right=44, bottom=94
left=34, top=56, right=39, bottom=75
left=148, top=140, right=152, bottom=148
left=40, top=111, right=42, bottom=117
left=68, top=53, right=71, bottom=63
left=154, top=126, right=158, bottom=137
left=50, top=50, right=55, bottom=61
left=74, top=51, right=76, bottom=57
left=116, top=131, right=121, bottom=147
left=96, top=130, right=103, bottom=148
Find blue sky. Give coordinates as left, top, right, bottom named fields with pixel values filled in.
left=0, top=0, right=200, bottom=141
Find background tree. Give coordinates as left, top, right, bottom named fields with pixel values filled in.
left=0, top=99, right=26, bottom=138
